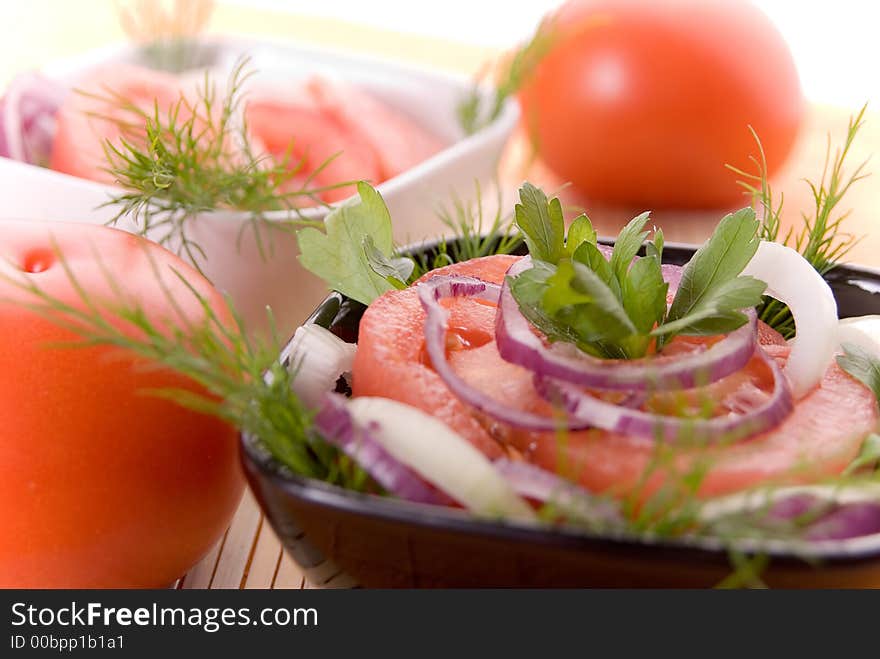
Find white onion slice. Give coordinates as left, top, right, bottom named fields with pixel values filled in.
left=347, top=397, right=535, bottom=520
left=837, top=315, right=880, bottom=357
left=314, top=394, right=444, bottom=505
left=742, top=241, right=838, bottom=398
left=493, top=458, right=621, bottom=526
left=283, top=324, right=357, bottom=408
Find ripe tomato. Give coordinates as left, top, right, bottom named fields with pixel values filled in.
left=0, top=221, right=244, bottom=587
left=519, top=0, right=803, bottom=208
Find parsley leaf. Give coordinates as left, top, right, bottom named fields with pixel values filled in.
left=514, top=182, right=565, bottom=264
left=573, top=241, right=619, bottom=295
left=622, top=256, right=669, bottom=335
left=363, top=235, right=411, bottom=290
left=545, top=260, right=637, bottom=342
left=646, top=228, right=664, bottom=261
left=610, top=211, right=651, bottom=283
left=508, top=261, right=586, bottom=348
left=508, top=183, right=768, bottom=361
left=652, top=276, right=767, bottom=337
left=565, top=213, right=597, bottom=255
left=837, top=342, right=880, bottom=403
left=658, top=208, right=765, bottom=345
left=297, top=182, right=397, bottom=305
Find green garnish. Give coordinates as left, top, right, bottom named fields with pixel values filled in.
left=509, top=183, right=766, bottom=359
left=837, top=342, right=880, bottom=404
left=457, top=17, right=555, bottom=135
left=656, top=208, right=765, bottom=344
left=729, top=106, right=870, bottom=338
left=409, top=182, right=521, bottom=281
left=97, top=57, right=348, bottom=271
left=844, top=433, right=880, bottom=476
left=514, top=181, right=566, bottom=263
left=299, top=180, right=521, bottom=301
left=4, top=247, right=362, bottom=489
left=363, top=235, right=410, bottom=291
left=297, top=182, right=399, bottom=305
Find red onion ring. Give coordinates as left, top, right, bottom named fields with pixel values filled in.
left=705, top=489, right=880, bottom=542
left=496, top=257, right=758, bottom=391
left=766, top=492, right=880, bottom=540
left=493, top=458, right=621, bottom=525
left=534, top=346, right=793, bottom=443
left=418, top=275, right=589, bottom=431
left=314, top=393, right=445, bottom=504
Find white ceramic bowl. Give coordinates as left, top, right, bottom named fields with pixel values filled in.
left=0, top=36, right=519, bottom=335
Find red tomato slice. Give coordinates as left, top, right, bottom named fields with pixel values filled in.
left=245, top=93, right=382, bottom=204
left=353, top=255, right=519, bottom=459
left=304, top=77, right=444, bottom=180
left=353, top=255, right=878, bottom=500
left=51, top=67, right=443, bottom=203
left=50, top=64, right=184, bottom=183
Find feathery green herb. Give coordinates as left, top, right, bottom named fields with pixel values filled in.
left=2, top=244, right=363, bottom=489
left=509, top=183, right=766, bottom=359
left=457, top=17, right=555, bottom=135
left=408, top=182, right=522, bottom=281
left=97, top=57, right=348, bottom=271
left=729, top=105, right=870, bottom=338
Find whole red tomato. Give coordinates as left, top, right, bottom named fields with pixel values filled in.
left=0, top=221, right=244, bottom=587
left=519, top=0, right=804, bottom=208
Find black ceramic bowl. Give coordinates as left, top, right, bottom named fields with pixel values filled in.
left=241, top=242, right=880, bottom=587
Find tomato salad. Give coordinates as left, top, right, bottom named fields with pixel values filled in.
left=289, top=182, right=880, bottom=543
left=0, top=62, right=443, bottom=204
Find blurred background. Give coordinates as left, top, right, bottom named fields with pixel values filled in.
left=5, top=0, right=879, bottom=107
left=2, top=0, right=878, bottom=261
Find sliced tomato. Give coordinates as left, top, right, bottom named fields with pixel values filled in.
left=50, top=64, right=184, bottom=183
left=245, top=77, right=443, bottom=203
left=353, top=255, right=519, bottom=459
left=353, top=255, right=878, bottom=500
left=51, top=67, right=443, bottom=202
left=304, top=77, right=444, bottom=180
left=246, top=91, right=382, bottom=204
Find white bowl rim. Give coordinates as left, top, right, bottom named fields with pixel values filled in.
left=12, top=34, right=521, bottom=225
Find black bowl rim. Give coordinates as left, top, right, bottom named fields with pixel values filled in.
left=241, top=239, right=880, bottom=567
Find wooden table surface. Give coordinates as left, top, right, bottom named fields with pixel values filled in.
left=6, top=2, right=880, bottom=589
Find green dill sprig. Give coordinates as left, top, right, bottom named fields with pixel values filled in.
left=3, top=242, right=364, bottom=489
left=729, top=105, right=870, bottom=337
left=457, top=17, right=555, bottom=135
left=94, top=56, right=350, bottom=271
left=408, top=181, right=522, bottom=281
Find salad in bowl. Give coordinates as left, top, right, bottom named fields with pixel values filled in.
left=11, top=114, right=880, bottom=587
